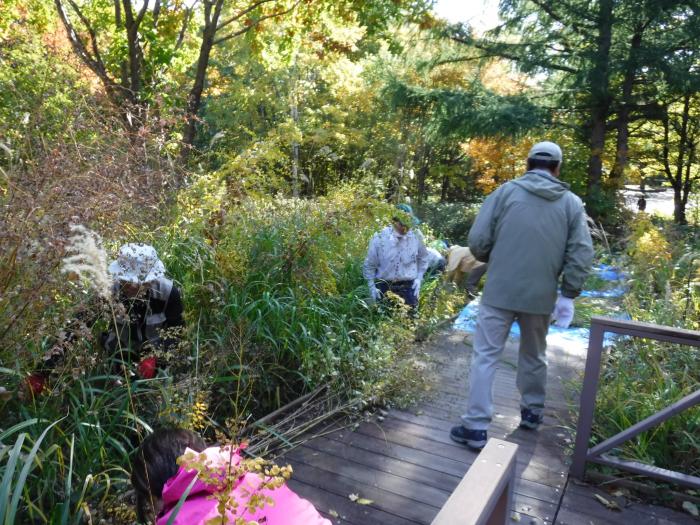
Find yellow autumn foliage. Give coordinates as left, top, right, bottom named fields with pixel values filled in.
left=467, top=136, right=534, bottom=193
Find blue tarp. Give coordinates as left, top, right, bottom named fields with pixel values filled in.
left=453, top=263, right=629, bottom=347
left=592, top=263, right=628, bottom=281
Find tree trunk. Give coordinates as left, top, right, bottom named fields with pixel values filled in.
left=415, top=143, right=430, bottom=204
left=674, top=192, right=686, bottom=225
left=585, top=0, right=614, bottom=216
left=121, top=0, right=146, bottom=120
left=610, top=25, right=644, bottom=188
left=181, top=0, right=223, bottom=157
left=661, top=97, right=691, bottom=225
left=440, top=175, right=449, bottom=202
left=673, top=94, right=691, bottom=224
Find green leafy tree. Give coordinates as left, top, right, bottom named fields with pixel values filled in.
left=446, top=0, right=700, bottom=221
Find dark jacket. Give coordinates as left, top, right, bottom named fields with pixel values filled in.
left=106, top=277, right=184, bottom=354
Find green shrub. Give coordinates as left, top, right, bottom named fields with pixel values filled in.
left=414, top=201, right=480, bottom=244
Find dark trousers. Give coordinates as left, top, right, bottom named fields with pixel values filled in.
left=465, top=263, right=488, bottom=294
left=376, top=280, right=417, bottom=307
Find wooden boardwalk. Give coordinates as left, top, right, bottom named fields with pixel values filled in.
left=281, top=330, right=697, bottom=524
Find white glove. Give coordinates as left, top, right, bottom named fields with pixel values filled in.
left=412, top=277, right=422, bottom=299
left=552, top=296, right=575, bottom=328
left=367, top=282, right=380, bottom=304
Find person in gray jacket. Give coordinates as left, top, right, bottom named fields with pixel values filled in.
left=450, top=141, right=594, bottom=450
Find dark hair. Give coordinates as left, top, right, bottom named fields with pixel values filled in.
left=527, top=158, right=560, bottom=172
left=131, top=427, right=206, bottom=523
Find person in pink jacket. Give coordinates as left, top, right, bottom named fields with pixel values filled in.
left=131, top=428, right=330, bottom=525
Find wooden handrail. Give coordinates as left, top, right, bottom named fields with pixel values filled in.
left=571, top=316, right=700, bottom=489
left=432, top=438, right=518, bottom=525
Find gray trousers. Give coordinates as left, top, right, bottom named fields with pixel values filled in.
left=461, top=303, right=550, bottom=430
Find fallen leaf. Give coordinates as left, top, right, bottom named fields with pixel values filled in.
left=356, top=498, right=374, bottom=505
left=348, top=493, right=359, bottom=502
left=329, top=510, right=339, bottom=518
left=593, top=494, right=621, bottom=511
left=682, top=501, right=699, bottom=517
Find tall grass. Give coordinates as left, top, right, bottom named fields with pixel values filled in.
left=1, top=182, right=464, bottom=523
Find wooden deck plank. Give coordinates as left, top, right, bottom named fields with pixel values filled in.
left=361, top=415, right=569, bottom=474
left=555, top=481, right=699, bottom=525
left=286, top=444, right=451, bottom=508
left=307, top=433, right=561, bottom=505
left=345, top=417, right=568, bottom=489
left=287, top=479, right=419, bottom=525
left=287, top=457, right=439, bottom=523
left=286, top=441, right=557, bottom=524
left=278, top=331, right=689, bottom=525
left=554, top=485, right=698, bottom=525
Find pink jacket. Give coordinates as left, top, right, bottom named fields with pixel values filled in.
left=156, top=446, right=330, bottom=525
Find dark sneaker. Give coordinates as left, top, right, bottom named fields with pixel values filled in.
left=450, top=425, right=487, bottom=450
left=520, top=408, right=543, bottom=430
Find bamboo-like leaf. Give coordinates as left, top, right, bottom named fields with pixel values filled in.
left=61, top=434, right=75, bottom=525
left=0, top=418, right=40, bottom=442
left=0, top=433, right=26, bottom=518
left=165, top=474, right=199, bottom=525
left=5, top=418, right=63, bottom=525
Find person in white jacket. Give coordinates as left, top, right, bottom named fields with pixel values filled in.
left=363, top=210, right=429, bottom=311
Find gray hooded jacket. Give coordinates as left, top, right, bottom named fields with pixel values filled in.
left=468, top=169, right=594, bottom=315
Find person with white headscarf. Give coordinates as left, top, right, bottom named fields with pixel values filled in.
left=104, top=243, right=185, bottom=377
left=25, top=244, right=184, bottom=395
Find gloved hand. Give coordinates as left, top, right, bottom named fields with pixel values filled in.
left=412, top=277, right=423, bottom=299
left=367, top=282, right=380, bottom=304
left=552, top=296, right=575, bottom=328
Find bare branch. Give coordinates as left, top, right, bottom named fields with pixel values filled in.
left=175, top=4, right=197, bottom=52
left=214, top=0, right=301, bottom=46
left=203, top=0, right=214, bottom=26
left=216, top=0, right=277, bottom=32
left=451, top=35, right=579, bottom=74
left=114, top=0, right=122, bottom=27
left=54, top=0, right=114, bottom=87
left=153, top=0, right=161, bottom=28
left=66, top=0, right=109, bottom=70
left=122, top=0, right=134, bottom=24
left=136, top=0, right=150, bottom=26
left=530, top=0, right=595, bottom=37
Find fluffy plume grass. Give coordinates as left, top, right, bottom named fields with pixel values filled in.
left=61, top=225, right=112, bottom=299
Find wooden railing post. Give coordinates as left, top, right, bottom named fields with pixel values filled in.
left=570, top=321, right=605, bottom=479
left=431, top=438, right=518, bottom=525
